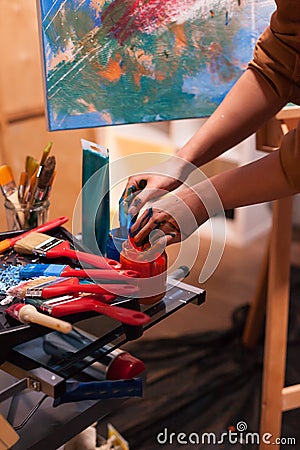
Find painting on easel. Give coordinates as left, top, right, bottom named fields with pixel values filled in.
left=38, top=0, right=274, bottom=131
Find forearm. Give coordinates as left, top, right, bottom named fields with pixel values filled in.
left=177, top=69, right=287, bottom=167
left=130, top=150, right=298, bottom=247
left=202, top=150, right=298, bottom=213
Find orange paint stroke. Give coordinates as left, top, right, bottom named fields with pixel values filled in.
left=155, top=71, right=166, bottom=81
left=133, top=72, right=141, bottom=87
left=173, top=24, right=187, bottom=48
left=98, top=55, right=123, bottom=82
left=132, top=64, right=152, bottom=88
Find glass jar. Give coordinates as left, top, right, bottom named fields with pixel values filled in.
left=120, top=240, right=167, bottom=305
left=4, top=200, right=50, bottom=231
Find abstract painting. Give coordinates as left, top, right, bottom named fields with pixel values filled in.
left=38, top=0, right=275, bottom=131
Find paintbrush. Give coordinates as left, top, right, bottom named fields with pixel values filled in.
left=14, top=232, right=123, bottom=270
left=18, top=171, right=28, bottom=204
left=44, top=170, right=56, bottom=201
left=8, top=276, right=138, bottom=300
left=19, top=263, right=140, bottom=283
left=0, top=165, right=17, bottom=198
left=24, top=294, right=150, bottom=326
left=24, top=141, right=53, bottom=205
left=24, top=168, right=38, bottom=204
left=24, top=156, right=38, bottom=205
left=25, top=155, right=39, bottom=178
left=33, top=155, right=56, bottom=204
left=39, top=141, right=52, bottom=166
left=5, top=302, right=72, bottom=333
left=0, top=216, right=68, bottom=253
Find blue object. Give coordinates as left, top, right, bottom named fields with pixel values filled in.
left=119, top=185, right=137, bottom=236
left=19, top=264, right=67, bottom=279
left=0, top=264, right=22, bottom=293
left=53, top=378, right=143, bottom=406
left=106, top=228, right=127, bottom=262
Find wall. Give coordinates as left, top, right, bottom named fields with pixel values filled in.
left=0, top=1, right=96, bottom=232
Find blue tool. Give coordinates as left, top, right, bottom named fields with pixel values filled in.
left=53, top=378, right=143, bottom=406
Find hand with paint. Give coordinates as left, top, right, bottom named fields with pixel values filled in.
left=123, top=155, right=194, bottom=217
left=129, top=184, right=209, bottom=247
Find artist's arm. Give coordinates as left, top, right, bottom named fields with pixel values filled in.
left=176, top=69, right=286, bottom=166
left=127, top=68, right=287, bottom=215
left=131, top=149, right=299, bottom=246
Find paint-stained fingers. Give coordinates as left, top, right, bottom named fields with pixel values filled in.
left=165, top=232, right=181, bottom=245
left=128, top=186, right=165, bottom=216
left=132, top=210, right=180, bottom=247
left=123, top=179, right=139, bottom=199
left=129, top=208, right=152, bottom=236
left=123, top=178, right=147, bottom=201
left=131, top=214, right=163, bottom=247
left=128, top=195, right=145, bottom=217
left=152, top=219, right=182, bottom=245
left=149, top=227, right=181, bottom=247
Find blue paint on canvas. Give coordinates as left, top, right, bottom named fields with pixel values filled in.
left=38, top=0, right=275, bottom=131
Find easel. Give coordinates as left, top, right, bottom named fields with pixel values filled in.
left=242, top=106, right=300, bottom=448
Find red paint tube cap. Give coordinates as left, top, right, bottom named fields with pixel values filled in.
left=106, top=352, right=146, bottom=380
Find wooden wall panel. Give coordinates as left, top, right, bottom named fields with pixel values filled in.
left=0, top=0, right=45, bottom=117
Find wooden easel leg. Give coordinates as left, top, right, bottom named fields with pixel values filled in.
left=242, top=236, right=270, bottom=349
left=259, top=197, right=292, bottom=449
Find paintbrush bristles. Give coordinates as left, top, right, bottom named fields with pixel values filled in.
left=14, top=232, right=52, bottom=254
left=25, top=156, right=39, bottom=178
left=8, top=276, right=57, bottom=299
left=37, top=156, right=56, bottom=190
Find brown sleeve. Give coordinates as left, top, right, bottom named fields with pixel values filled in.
left=248, top=25, right=300, bottom=191
left=279, top=121, right=300, bottom=191
left=248, top=27, right=300, bottom=103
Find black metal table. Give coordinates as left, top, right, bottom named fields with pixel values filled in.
left=0, top=279, right=205, bottom=450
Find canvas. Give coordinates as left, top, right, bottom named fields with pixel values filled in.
left=38, top=0, right=275, bottom=131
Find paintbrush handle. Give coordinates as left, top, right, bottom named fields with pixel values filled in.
left=41, top=283, right=138, bottom=299
left=18, top=304, right=72, bottom=333
left=30, top=216, right=69, bottom=234
left=74, top=249, right=122, bottom=269
left=46, top=243, right=122, bottom=270
left=61, top=267, right=140, bottom=281
left=0, top=216, right=68, bottom=253
left=51, top=299, right=149, bottom=325
left=91, top=302, right=149, bottom=325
